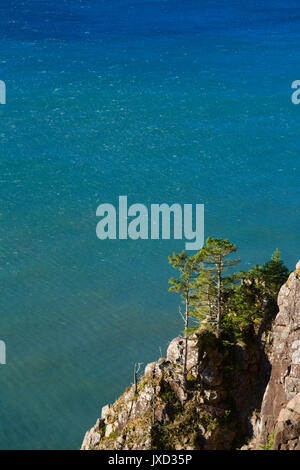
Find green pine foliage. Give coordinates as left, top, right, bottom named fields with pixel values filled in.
left=193, top=238, right=240, bottom=336
left=169, top=240, right=290, bottom=344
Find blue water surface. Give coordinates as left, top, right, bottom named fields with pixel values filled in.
left=0, top=0, right=299, bottom=449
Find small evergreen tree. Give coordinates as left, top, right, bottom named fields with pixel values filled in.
left=168, top=251, right=198, bottom=389
left=224, top=249, right=289, bottom=341
left=194, top=238, right=240, bottom=337
left=261, top=248, right=289, bottom=298
left=189, top=269, right=217, bottom=329
left=223, top=284, right=261, bottom=341
left=169, top=243, right=289, bottom=355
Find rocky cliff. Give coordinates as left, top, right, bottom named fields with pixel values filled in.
left=81, top=261, right=300, bottom=451
left=250, top=260, right=300, bottom=450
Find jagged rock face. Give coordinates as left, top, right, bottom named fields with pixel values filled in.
left=166, top=336, right=199, bottom=375
left=257, top=263, right=300, bottom=448
left=81, top=330, right=269, bottom=450
left=81, top=382, right=155, bottom=450
left=81, top=418, right=105, bottom=450
left=273, top=393, right=300, bottom=449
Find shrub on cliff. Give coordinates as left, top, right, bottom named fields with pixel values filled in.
left=225, top=249, right=290, bottom=341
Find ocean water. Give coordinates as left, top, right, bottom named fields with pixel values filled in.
left=0, top=0, right=299, bottom=449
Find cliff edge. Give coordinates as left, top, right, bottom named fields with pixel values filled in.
left=252, top=260, right=300, bottom=449
left=81, top=261, right=300, bottom=450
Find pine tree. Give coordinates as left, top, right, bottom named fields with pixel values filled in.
left=224, top=249, right=289, bottom=340
left=261, top=248, right=289, bottom=298
left=189, top=269, right=218, bottom=329
left=194, top=238, right=240, bottom=337
left=168, top=251, right=198, bottom=389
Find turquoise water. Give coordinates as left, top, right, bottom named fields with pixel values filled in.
left=0, top=0, right=299, bottom=449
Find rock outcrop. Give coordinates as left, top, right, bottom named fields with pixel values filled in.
left=81, top=261, right=300, bottom=451
left=252, top=261, right=300, bottom=449
left=273, top=393, right=300, bottom=450
left=81, top=332, right=269, bottom=450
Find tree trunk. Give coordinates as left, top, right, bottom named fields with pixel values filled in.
left=134, top=363, right=138, bottom=395
left=182, top=293, right=189, bottom=389
left=216, top=266, right=221, bottom=337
